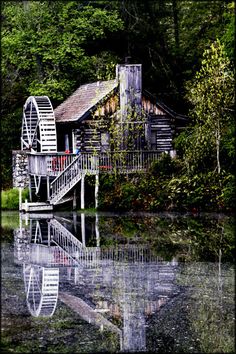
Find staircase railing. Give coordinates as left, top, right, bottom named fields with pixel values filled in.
left=49, top=219, right=100, bottom=268
left=50, top=153, right=99, bottom=204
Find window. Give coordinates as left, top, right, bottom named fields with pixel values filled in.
left=151, top=131, right=157, bottom=150
left=101, top=132, right=110, bottom=152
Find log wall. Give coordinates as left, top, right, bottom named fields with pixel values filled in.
left=58, top=92, right=179, bottom=155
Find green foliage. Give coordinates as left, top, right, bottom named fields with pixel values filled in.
left=1, top=1, right=124, bottom=187
left=149, top=153, right=183, bottom=178
left=1, top=1, right=235, bottom=190
left=184, top=39, right=234, bottom=174
left=1, top=108, right=23, bottom=188
left=220, top=123, right=236, bottom=173
left=99, top=175, right=137, bottom=211
left=220, top=2, right=235, bottom=60
left=1, top=188, right=29, bottom=210
left=98, top=169, right=235, bottom=213
left=2, top=1, right=123, bottom=102
left=221, top=174, right=236, bottom=210
left=167, top=172, right=226, bottom=211
left=97, top=213, right=235, bottom=262
left=1, top=212, right=20, bottom=231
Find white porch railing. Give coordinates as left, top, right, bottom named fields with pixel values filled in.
left=28, top=151, right=161, bottom=176
left=28, top=152, right=77, bottom=176
left=98, top=151, right=161, bottom=173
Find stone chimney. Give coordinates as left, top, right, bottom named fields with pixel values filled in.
left=115, top=64, right=142, bottom=149
left=116, top=64, right=142, bottom=123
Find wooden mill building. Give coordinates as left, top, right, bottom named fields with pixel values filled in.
left=13, top=64, right=187, bottom=211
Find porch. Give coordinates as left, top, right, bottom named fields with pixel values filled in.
left=20, top=150, right=164, bottom=211
left=27, top=150, right=162, bottom=177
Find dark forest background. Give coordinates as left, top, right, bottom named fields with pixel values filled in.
left=1, top=0, right=235, bottom=190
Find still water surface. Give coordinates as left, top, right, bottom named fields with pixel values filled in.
left=1, top=211, right=235, bottom=353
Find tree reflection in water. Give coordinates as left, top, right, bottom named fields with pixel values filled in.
left=11, top=212, right=234, bottom=353
left=14, top=213, right=180, bottom=352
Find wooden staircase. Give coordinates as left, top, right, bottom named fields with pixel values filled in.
left=50, top=218, right=100, bottom=268
left=49, top=154, right=98, bottom=205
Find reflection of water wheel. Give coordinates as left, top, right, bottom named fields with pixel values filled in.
left=23, top=264, right=59, bottom=317
left=21, top=96, right=57, bottom=152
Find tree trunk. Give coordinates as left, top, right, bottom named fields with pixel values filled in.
left=23, top=1, right=30, bottom=11
left=216, top=121, right=221, bottom=174
left=172, top=0, right=179, bottom=52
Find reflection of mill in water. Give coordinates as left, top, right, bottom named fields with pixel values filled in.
left=14, top=213, right=179, bottom=352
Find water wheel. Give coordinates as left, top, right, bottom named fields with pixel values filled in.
left=23, top=264, right=59, bottom=317
left=21, top=96, right=57, bottom=152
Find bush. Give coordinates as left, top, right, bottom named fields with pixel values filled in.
left=1, top=188, right=29, bottom=210
left=98, top=165, right=235, bottom=213
left=149, top=153, right=183, bottom=178
left=222, top=174, right=235, bottom=210
left=166, top=171, right=234, bottom=212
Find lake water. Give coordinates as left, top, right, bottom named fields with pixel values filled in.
left=1, top=211, right=235, bottom=353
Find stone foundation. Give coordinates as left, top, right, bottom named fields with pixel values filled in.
left=12, top=150, right=29, bottom=188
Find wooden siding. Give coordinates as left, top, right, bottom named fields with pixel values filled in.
left=56, top=93, right=177, bottom=155
left=92, top=95, right=167, bottom=118
left=75, top=95, right=172, bottom=153
left=72, top=129, right=82, bottom=152
left=149, top=114, right=174, bottom=152
left=93, top=95, right=118, bottom=117
left=72, top=126, right=101, bottom=154
left=82, top=127, right=101, bottom=153
left=142, top=97, right=165, bottom=115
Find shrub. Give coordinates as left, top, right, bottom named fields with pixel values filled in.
left=149, top=153, right=183, bottom=178
left=222, top=174, right=235, bottom=211
left=1, top=188, right=29, bottom=210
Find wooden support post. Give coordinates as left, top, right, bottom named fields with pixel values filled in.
left=19, top=211, right=22, bottom=237
left=74, top=268, right=78, bottom=284
left=25, top=199, right=28, bottom=212
left=19, top=187, right=22, bottom=211
left=81, top=212, right=86, bottom=246
left=81, top=175, right=85, bottom=210
left=25, top=213, right=29, bottom=226
left=73, top=212, right=77, bottom=234
left=73, top=189, right=77, bottom=210
left=46, top=176, right=50, bottom=201
left=29, top=177, right=32, bottom=202
left=95, top=213, right=100, bottom=247
left=47, top=222, right=50, bottom=246
left=95, top=173, right=99, bottom=209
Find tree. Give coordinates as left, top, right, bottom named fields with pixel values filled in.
left=2, top=1, right=124, bottom=104
left=1, top=1, right=235, bottom=188
left=220, top=2, right=235, bottom=60
left=1, top=0, right=124, bottom=187
left=184, top=39, right=234, bottom=174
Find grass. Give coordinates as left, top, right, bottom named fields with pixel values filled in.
left=1, top=188, right=29, bottom=210
left=1, top=211, right=20, bottom=229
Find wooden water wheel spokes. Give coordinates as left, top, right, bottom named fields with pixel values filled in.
left=21, top=96, right=57, bottom=152
left=23, top=264, right=59, bottom=317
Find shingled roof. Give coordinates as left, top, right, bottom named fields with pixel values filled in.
left=55, top=79, right=118, bottom=123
